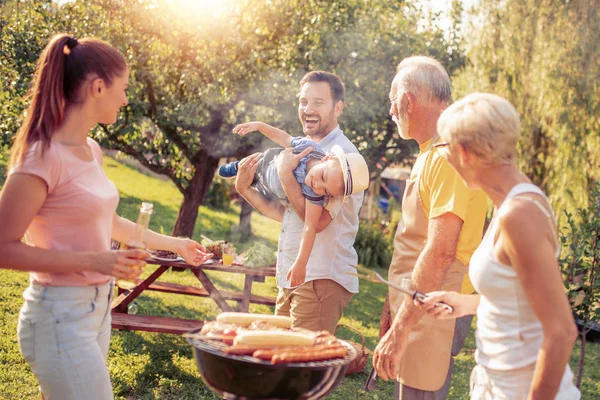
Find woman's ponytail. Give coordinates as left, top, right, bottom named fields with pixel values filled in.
left=10, top=34, right=72, bottom=167
left=10, top=33, right=126, bottom=167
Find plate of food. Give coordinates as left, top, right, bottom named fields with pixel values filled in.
left=150, top=250, right=185, bottom=263
left=185, top=312, right=356, bottom=399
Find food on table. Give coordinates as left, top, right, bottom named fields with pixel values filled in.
left=243, top=242, right=277, bottom=268
left=197, top=312, right=348, bottom=364
left=202, top=240, right=225, bottom=258
left=216, top=312, right=292, bottom=328
left=153, top=249, right=179, bottom=259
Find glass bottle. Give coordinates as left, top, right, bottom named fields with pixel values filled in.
left=117, top=202, right=153, bottom=289
left=128, top=301, right=139, bottom=315
left=125, top=202, right=153, bottom=250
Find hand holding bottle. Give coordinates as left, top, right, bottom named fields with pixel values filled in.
left=116, top=201, right=153, bottom=286
left=92, top=249, right=149, bottom=280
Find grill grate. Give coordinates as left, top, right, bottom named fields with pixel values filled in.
left=186, top=334, right=357, bottom=368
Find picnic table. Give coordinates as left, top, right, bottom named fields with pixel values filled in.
left=110, top=258, right=277, bottom=335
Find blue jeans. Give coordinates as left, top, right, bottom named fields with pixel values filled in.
left=255, top=148, right=287, bottom=200
left=17, top=282, right=114, bottom=400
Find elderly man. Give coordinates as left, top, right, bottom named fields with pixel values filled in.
left=235, top=71, right=365, bottom=333
left=373, top=56, right=487, bottom=399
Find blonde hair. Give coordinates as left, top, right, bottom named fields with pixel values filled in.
left=395, top=56, right=451, bottom=104
left=437, top=93, right=520, bottom=165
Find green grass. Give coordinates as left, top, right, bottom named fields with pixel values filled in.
left=1, top=153, right=600, bottom=399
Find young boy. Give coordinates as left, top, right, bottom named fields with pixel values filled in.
left=219, top=121, right=369, bottom=286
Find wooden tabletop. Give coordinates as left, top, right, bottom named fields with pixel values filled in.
left=146, top=257, right=277, bottom=276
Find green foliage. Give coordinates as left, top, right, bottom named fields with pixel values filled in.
left=243, top=242, right=277, bottom=269
left=0, top=144, right=8, bottom=186
left=204, top=176, right=232, bottom=210
left=354, top=221, right=393, bottom=269
left=0, top=0, right=58, bottom=145
left=0, top=0, right=465, bottom=236
left=453, top=0, right=600, bottom=217
left=561, top=182, right=600, bottom=386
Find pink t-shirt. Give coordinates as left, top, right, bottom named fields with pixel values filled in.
left=8, top=138, right=119, bottom=286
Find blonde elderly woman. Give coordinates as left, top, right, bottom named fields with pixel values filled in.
left=418, top=93, right=580, bottom=400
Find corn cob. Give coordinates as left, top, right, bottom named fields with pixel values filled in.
left=216, top=312, right=292, bottom=328
left=233, top=330, right=315, bottom=347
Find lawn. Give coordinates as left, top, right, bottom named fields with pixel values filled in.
left=1, top=153, right=599, bottom=399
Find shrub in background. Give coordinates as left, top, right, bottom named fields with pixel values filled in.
left=205, top=176, right=232, bottom=210
left=560, top=183, right=600, bottom=388
left=354, top=221, right=393, bottom=269
left=0, top=145, right=8, bottom=186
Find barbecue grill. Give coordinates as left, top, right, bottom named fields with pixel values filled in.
left=186, top=329, right=357, bottom=399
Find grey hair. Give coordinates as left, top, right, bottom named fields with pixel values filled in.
left=395, top=56, right=451, bottom=104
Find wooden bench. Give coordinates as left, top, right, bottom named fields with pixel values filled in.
left=111, top=258, right=277, bottom=334
left=111, top=313, right=204, bottom=335
left=130, top=279, right=277, bottom=306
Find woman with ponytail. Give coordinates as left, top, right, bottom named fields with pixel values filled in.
left=0, top=34, right=211, bottom=400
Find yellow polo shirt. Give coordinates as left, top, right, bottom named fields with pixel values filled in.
left=412, top=138, right=488, bottom=294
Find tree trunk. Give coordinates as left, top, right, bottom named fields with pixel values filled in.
left=576, top=330, right=586, bottom=388
left=238, top=197, right=253, bottom=236
left=173, top=153, right=220, bottom=237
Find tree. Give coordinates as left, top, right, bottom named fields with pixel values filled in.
left=452, top=0, right=600, bottom=217
left=1, top=0, right=465, bottom=238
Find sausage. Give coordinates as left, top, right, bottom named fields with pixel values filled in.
left=270, top=347, right=348, bottom=364
left=252, top=343, right=344, bottom=361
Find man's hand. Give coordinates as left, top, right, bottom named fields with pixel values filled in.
left=235, top=153, right=261, bottom=193
left=373, top=325, right=409, bottom=381
left=277, top=147, right=312, bottom=180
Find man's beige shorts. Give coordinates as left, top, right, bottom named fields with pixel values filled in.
left=275, top=279, right=353, bottom=333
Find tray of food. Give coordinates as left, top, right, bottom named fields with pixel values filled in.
left=185, top=312, right=357, bottom=399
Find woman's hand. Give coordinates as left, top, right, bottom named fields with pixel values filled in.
left=91, top=249, right=149, bottom=280
left=416, top=291, right=474, bottom=319
left=176, top=238, right=213, bottom=266
left=235, top=153, right=262, bottom=193
left=232, top=122, right=263, bottom=137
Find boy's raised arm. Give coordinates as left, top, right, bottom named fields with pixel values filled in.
left=233, top=121, right=293, bottom=148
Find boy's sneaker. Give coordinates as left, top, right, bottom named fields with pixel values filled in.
left=218, top=161, right=239, bottom=179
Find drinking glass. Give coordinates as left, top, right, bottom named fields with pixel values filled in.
left=221, top=243, right=235, bottom=266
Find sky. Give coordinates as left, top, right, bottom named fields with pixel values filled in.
left=418, top=0, right=480, bottom=32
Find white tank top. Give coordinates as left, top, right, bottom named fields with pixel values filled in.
left=470, top=183, right=560, bottom=370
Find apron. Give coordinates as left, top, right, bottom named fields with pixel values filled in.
left=387, top=138, right=466, bottom=392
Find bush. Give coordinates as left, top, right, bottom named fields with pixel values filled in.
left=354, top=221, right=393, bottom=269
left=0, top=145, right=9, bottom=186
left=560, top=182, right=600, bottom=388
left=204, top=176, right=232, bottom=210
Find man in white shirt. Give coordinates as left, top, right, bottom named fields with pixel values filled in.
left=235, top=71, right=365, bottom=333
